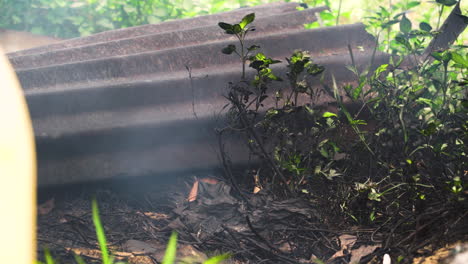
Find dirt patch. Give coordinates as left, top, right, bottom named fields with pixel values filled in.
left=37, top=175, right=187, bottom=263
left=37, top=174, right=467, bottom=263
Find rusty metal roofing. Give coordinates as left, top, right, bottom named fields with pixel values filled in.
left=8, top=2, right=389, bottom=186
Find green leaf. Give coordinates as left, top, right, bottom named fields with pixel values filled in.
left=92, top=199, right=110, bottom=264
left=369, top=211, right=376, bottom=221
left=232, top=24, right=242, bottom=34
left=254, top=52, right=266, bottom=61
left=350, top=119, right=367, bottom=125
left=239, top=13, right=255, bottom=29
left=368, top=188, right=382, bottom=202
left=304, top=21, right=320, bottom=29
left=266, top=108, right=279, bottom=118
left=218, top=22, right=232, bottom=30
left=451, top=52, right=468, bottom=67
left=352, top=82, right=364, bottom=100
left=325, top=169, right=342, bottom=179
left=400, top=14, right=412, bottom=33
left=249, top=60, right=263, bottom=70
left=96, top=18, right=113, bottom=29
left=382, top=19, right=400, bottom=29
left=322, top=112, right=337, bottom=118
left=162, top=232, right=178, bottom=264
left=343, top=84, right=353, bottom=94
left=307, top=64, right=325, bottom=76
left=218, top=22, right=236, bottom=34
left=304, top=105, right=315, bottom=115
left=436, top=0, right=458, bottom=6
left=395, top=34, right=411, bottom=49
left=416, top=97, right=434, bottom=107
left=320, top=11, right=335, bottom=21
left=420, top=122, right=437, bottom=136
left=267, top=72, right=282, bottom=81
left=347, top=65, right=361, bottom=76
left=419, top=22, right=432, bottom=32
left=203, top=253, right=231, bottom=264
left=379, top=6, right=390, bottom=17
left=221, top=44, right=236, bottom=55
left=431, top=51, right=443, bottom=61
left=320, top=147, right=329, bottom=158
left=247, top=45, right=260, bottom=51
left=373, top=64, right=388, bottom=78
left=393, top=12, right=406, bottom=19
left=441, top=51, right=452, bottom=63
left=406, top=1, right=421, bottom=9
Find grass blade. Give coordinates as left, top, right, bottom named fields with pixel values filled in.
left=162, top=232, right=178, bottom=264
left=203, top=253, right=231, bottom=264
left=74, top=254, right=86, bottom=264
left=44, top=248, right=55, bottom=264
left=92, top=198, right=110, bottom=264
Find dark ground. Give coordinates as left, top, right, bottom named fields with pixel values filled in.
left=37, top=172, right=467, bottom=264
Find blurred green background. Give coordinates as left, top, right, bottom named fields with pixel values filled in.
left=0, top=0, right=466, bottom=39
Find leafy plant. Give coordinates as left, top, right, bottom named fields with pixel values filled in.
left=327, top=0, right=467, bottom=227
left=218, top=13, right=350, bottom=194
left=218, top=3, right=466, bottom=258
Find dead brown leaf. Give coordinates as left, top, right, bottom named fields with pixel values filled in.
left=123, top=239, right=157, bottom=255
left=349, top=244, right=380, bottom=263
left=327, top=234, right=357, bottom=262
left=38, top=198, right=55, bottom=216
left=187, top=178, right=220, bottom=202
left=187, top=180, right=199, bottom=202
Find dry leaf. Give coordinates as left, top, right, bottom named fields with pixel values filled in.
left=123, top=239, right=158, bottom=255
left=253, top=186, right=262, bottom=194
left=253, top=172, right=262, bottom=193
left=339, top=234, right=357, bottom=250
left=328, top=234, right=357, bottom=261
left=278, top=242, right=292, bottom=253
left=349, top=244, right=380, bottom=263
left=200, top=178, right=219, bottom=184
left=38, top=198, right=55, bottom=215
left=187, top=178, right=219, bottom=202
left=187, top=180, right=199, bottom=202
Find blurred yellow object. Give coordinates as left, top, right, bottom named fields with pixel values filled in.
left=0, top=46, right=36, bottom=262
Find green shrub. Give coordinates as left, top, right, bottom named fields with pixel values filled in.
left=217, top=1, right=467, bottom=251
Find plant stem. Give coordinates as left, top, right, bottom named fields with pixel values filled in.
left=436, top=5, right=444, bottom=31
left=335, top=0, right=343, bottom=26
left=240, top=37, right=246, bottom=80
left=232, top=94, right=292, bottom=193
left=438, top=62, right=449, bottom=119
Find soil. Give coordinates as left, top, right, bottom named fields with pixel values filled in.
left=37, top=174, right=467, bottom=264
left=37, top=174, right=195, bottom=263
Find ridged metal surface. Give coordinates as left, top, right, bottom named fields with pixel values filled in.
left=9, top=2, right=389, bottom=186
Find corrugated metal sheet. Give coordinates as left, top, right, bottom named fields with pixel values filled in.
left=8, top=2, right=389, bottom=186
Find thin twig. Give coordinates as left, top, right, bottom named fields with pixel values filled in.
left=230, top=92, right=292, bottom=192
left=185, top=64, right=198, bottom=119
